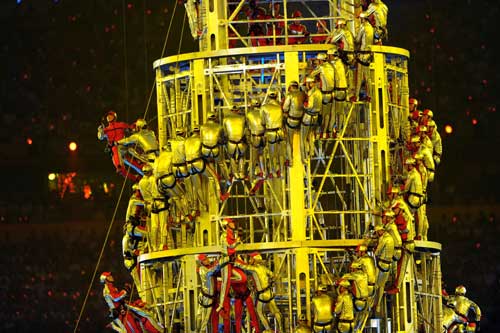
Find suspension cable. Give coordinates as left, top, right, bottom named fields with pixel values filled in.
left=72, top=174, right=130, bottom=333
left=72, top=2, right=182, bottom=331
left=143, top=0, right=180, bottom=120
left=122, top=0, right=130, bottom=121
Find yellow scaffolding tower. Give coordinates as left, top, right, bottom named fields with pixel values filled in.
left=138, top=1, right=443, bottom=332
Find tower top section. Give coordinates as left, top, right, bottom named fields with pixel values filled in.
left=182, top=0, right=369, bottom=52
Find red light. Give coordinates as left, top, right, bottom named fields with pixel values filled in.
left=26, top=138, right=33, bottom=145
left=444, top=124, right=453, bottom=134
left=472, top=118, right=478, bottom=125
left=69, top=141, right=78, bottom=151
left=83, top=184, right=92, bottom=199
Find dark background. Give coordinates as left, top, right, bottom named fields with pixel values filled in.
left=0, top=0, right=498, bottom=332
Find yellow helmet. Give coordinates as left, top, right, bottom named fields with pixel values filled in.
left=268, top=89, right=278, bottom=99
left=142, top=164, right=153, bottom=173
left=455, top=285, right=466, bottom=296
left=305, top=76, right=315, bottom=83
left=175, top=127, right=185, bottom=136
left=355, top=244, right=367, bottom=253
left=337, top=279, right=350, bottom=288
left=135, top=118, right=147, bottom=130
left=350, top=261, right=362, bottom=270
left=317, top=284, right=328, bottom=292
left=316, top=53, right=327, bottom=61
left=404, top=157, right=416, bottom=165
left=207, top=111, right=216, bottom=120
left=250, top=99, right=261, bottom=108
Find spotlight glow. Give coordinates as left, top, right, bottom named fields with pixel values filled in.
left=444, top=124, right=453, bottom=134
left=69, top=141, right=78, bottom=151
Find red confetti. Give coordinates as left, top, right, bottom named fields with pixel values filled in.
left=467, top=96, right=473, bottom=101
left=472, top=118, right=478, bottom=125
left=475, top=242, right=481, bottom=249
left=146, top=9, right=152, bottom=15
left=429, top=27, right=435, bottom=34
left=127, top=3, right=133, bottom=9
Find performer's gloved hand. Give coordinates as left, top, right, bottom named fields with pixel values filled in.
left=123, top=283, right=132, bottom=294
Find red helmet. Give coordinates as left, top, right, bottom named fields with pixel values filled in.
left=99, top=271, right=112, bottom=283
left=316, top=20, right=326, bottom=29
left=292, top=10, right=302, bottom=18
left=222, top=218, right=236, bottom=226
left=197, top=254, right=208, bottom=261
left=409, top=98, right=418, bottom=106
left=249, top=251, right=262, bottom=261
left=106, top=111, right=117, bottom=122
left=423, top=109, right=434, bottom=118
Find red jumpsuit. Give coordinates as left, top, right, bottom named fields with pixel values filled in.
left=267, top=14, right=285, bottom=45
left=232, top=267, right=260, bottom=333
left=288, top=23, right=309, bottom=45
left=247, top=6, right=268, bottom=47
left=218, top=226, right=240, bottom=310
left=102, top=121, right=141, bottom=181
left=103, top=282, right=142, bottom=333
